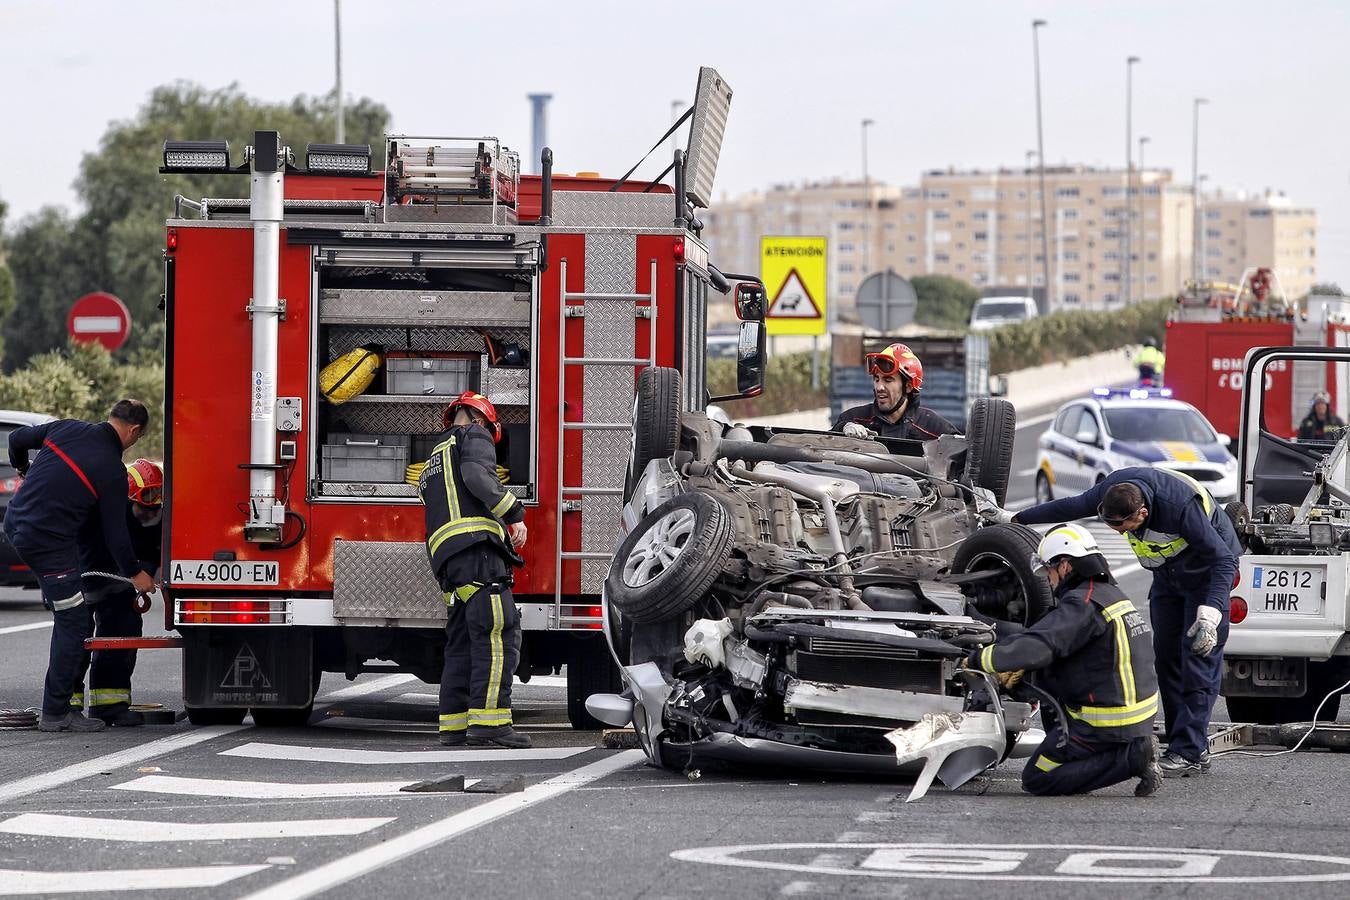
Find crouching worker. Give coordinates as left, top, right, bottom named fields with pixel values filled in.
left=74, top=459, right=164, bottom=726
left=968, top=524, right=1163, bottom=797
left=419, top=392, right=530, bottom=749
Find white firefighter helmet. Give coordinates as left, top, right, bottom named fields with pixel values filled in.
left=1030, top=523, right=1100, bottom=572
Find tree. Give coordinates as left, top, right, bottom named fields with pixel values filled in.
left=911, top=275, right=981, bottom=331
left=1309, top=282, right=1344, bottom=297
left=3, top=83, right=390, bottom=369
left=0, top=199, right=14, bottom=357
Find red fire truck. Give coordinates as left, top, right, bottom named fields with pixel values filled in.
left=1164, top=267, right=1348, bottom=441
left=156, top=68, right=763, bottom=727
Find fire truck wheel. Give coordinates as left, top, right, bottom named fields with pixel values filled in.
left=962, top=397, right=1016, bottom=506
left=953, top=523, right=1055, bottom=626
left=566, top=634, right=623, bottom=730
left=185, top=707, right=247, bottom=726
left=626, top=367, right=682, bottom=498
left=606, top=492, right=733, bottom=624
left=1225, top=658, right=1349, bottom=725
left=250, top=705, right=314, bottom=727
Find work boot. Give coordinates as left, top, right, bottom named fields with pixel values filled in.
left=467, top=725, right=533, bottom=749
left=1158, top=750, right=1204, bottom=777
left=438, top=731, right=467, bottom=747
left=38, top=711, right=107, bottom=733
left=92, top=705, right=144, bottom=727
left=1132, top=736, right=1162, bottom=797
left=1198, top=750, right=1212, bottom=773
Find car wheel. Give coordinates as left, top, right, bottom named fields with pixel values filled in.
left=963, top=398, right=1017, bottom=506
left=953, top=523, right=1055, bottom=626
left=626, top=367, right=682, bottom=498
left=1225, top=658, right=1349, bottom=725
left=1035, top=471, right=1054, bottom=504
left=605, top=493, right=733, bottom=624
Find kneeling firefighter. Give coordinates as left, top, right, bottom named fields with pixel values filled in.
left=418, top=392, right=530, bottom=749
left=968, top=524, right=1163, bottom=797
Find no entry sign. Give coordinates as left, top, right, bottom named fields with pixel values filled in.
left=67, top=292, right=131, bottom=351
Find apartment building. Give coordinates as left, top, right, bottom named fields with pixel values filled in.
left=1201, top=190, right=1318, bottom=298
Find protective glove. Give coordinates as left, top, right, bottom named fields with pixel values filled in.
left=1186, top=605, right=1222, bottom=656
left=495, top=464, right=510, bottom=484
left=995, top=669, right=1025, bottom=690
left=842, top=421, right=877, bottom=440
left=971, top=487, right=1015, bottom=524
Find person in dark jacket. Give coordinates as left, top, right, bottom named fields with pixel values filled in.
left=831, top=342, right=959, bottom=441
left=419, top=392, right=529, bottom=749
left=1010, top=466, right=1240, bottom=776
left=969, top=523, right=1162, bottom=796
left=2, top=400, right=156, bottom=733
left=73, top=459, right=164, bottom=727
left=1297, top=391, right=1345, bottom=441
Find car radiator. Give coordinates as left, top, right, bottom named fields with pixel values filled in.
left=791, top=637, right=945, bottom=692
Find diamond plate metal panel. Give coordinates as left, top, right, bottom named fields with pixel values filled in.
left=328, top=326, right=528, bottom=357
left=320, top=289, right=530, bottom=327
left=684, top=67, right=732, bottom=209
left=552, top=192, right=674, bottom=229
left=318, top=483, right=420, bottom=499
left=332, top=401, right=446, bottom=434
left=384, top=204, right=517, bottom=225
left=484, top=365, right=531, bottom=406
left=333, top=540, right=447, bottom=619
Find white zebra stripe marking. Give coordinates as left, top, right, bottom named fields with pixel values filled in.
left=220, top=741, right=590, bottom=765
left=0, top=812, right=393, bottom=842
left=0, top=864, right=268, bottom=895
left=0, top=621, right=53, bottom=637
left=111, top=775, right=478, bottom=799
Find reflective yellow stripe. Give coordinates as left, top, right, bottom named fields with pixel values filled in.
left=442, top=437, right=461, bottom=521
left=1067, top=691, right=1159, bottom=727
left=979, top=645, right=995, bottom=673
left=1045, top=526, right=1081, bottom=543
left=89, top=689, right=131, bottom=707
left=1102, top=601, right=1138, bottom=706
left=468, top=708, right=512, bottom=727
left=491, top=491, right=518, bottom=518
left=70, top=693, right=84, bottom=708
left=1125, top=531, right=1188, bottom=564
left=451, top=583, right=481, bottom=604
left=426, top=517, right=505, bottom=558
left=485, top=592, right=504, bottom=714
left=438, top=712, right=468, bottom=732
left=129, top=467, right=146, bottom=488
left=1101, top=600, right=1136, bottom=622
left=1034, top=755, right=1061, bottom=772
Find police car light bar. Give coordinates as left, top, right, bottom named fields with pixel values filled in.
left=305, top=143, right=372, bottom=175
left=1095, top=386, right=1174, bottom=400
left=162, top=140, right=231, bottom=173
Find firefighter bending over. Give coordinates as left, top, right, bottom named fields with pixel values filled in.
left=832, top=342, right=959, bottom=441
left=419, top=392, right=530, bottom=749
left=968, top=524, right=1163, bottom=797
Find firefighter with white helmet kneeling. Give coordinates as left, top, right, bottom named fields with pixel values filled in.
left=968, top=524, right=1163, bottom=797
left=419, top=392, right=530, bottom=749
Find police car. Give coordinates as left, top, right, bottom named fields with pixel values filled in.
left=1034, top=387, right=1238, bottom=505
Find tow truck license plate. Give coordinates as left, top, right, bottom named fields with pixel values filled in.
left=170, top=560, right=279, bottom=586
left=1250, top=565, right=1324, bottom=615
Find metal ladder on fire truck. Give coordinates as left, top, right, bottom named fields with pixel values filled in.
left=552, top=257, right=658, bottom=626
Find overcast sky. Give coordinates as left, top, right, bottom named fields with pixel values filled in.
left=3, top=0, right=1347, bottom=283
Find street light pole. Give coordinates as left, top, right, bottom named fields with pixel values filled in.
left=1025, top=149, right=1036, bottom=292
left=1123, top=55, right=1139, bottom=305
left=1191, top=97, right=1209, bottom=284
left=334, top=0, right=345, bottom=143
left=1138, top=135, right=1150, bottom=299
left=1198, top=173, right=1210, bottom=282
left=1032, top=19, right=1051, bottom=311
left=862, top=117, right=874, bottom=279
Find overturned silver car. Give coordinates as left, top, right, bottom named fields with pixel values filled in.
left=588, top=368, right=1053, bottom=800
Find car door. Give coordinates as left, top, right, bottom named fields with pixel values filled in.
left=1046, top=404, right=1087, bottom=492
left=1074, top=406, right=1108, bottom=487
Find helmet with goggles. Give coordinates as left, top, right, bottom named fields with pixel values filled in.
left=865, top=342, right=924, bottom=391
left=127, top=458, right=163, bottom=507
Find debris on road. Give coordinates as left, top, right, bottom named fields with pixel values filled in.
left=400, top=775, right=467, bottom=793
left=466, top=775, right=525, bottom=794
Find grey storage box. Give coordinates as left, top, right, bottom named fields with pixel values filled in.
left=321, top=433, right=410, bottom=483
left=387, top=356, right=480, bottom=396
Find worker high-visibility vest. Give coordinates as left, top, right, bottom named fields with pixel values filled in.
left=1124, top=469, right=1213, bottom=569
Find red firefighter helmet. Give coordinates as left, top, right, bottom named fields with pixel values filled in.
left=865, top=342, right=924, bottom=392
left=443, top=391, right=502, bottom=442
left=127, top=458, right=163, bottom=506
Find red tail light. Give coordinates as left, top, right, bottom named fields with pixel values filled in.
left=672, top=237, right=685, bottom=264
left=166, top=229, right=178, bottom=252
left=178, top=598, right=285, bottom=625
left=1230, top=597, right=1248, bottom=624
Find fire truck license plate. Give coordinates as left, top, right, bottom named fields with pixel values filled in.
left=1250, top=565, right=1324, bottom=615
left=170, top=560, right=280, bottom=586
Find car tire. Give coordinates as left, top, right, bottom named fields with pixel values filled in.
left=952, top=523, right=1055, bottom=626
left=1225, top=658, right=1349, bottom=725
left=963, top=397, right=1017, bottom=506
left=626, top=367, right=682, bottom=498
left=605, top=492, right=733, bottom=624
left=1035, top=471, right=1054, bottom=504
left=566, top=634, right=623, bottom=730
left=186, top=706, right=247, bottom=726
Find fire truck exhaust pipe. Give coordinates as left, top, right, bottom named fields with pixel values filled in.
left=243, top=130, right=287, bottom=543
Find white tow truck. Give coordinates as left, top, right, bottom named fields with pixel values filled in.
left=1223, top=345, right=1350, bottom=723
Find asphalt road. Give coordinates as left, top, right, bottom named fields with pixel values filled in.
left=0, top=407, right=1348, bottom=898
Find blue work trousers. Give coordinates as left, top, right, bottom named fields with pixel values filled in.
left=4, top=528, right=90, bottom=716
left=1150, top=587, right=1229, bottom=762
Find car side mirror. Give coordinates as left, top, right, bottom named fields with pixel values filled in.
left=734, top=282, right=765, bottom=321
left=988, top=374, right=1008, bottom=398
left=1219, top=433, right=1232, bottom=448
left=1075, top=430, right=1099, bottom=447
left=712, top=280, right=767, bottom=402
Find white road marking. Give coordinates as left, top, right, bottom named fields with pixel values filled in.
left=1016, top=411, right=1058, bottom=430
left=239, top=750, right=644, bottom=900
left=1016, top=467, right=1040, bottom=478
left=220, top=741, right=591, bottom=765
left=318, top=673, right=418, bottom=702
left=0, top=725, right=248, bottom=805
left=0, top=812, right=393, bottom=842
left=111, top=775, right=478, bottom=799
left=0, top=621, right=53, bottom=637
left=0, top=864, right=268, bottom=894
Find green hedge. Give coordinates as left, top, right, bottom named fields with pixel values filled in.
left=988, top=299, right=1170, bottom=374
left=707, top=349, right=829, bottom=418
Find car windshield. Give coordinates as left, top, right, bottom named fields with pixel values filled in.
left=1104, top=406, right=1217, bottom=443
left=973, top=301, right=1028, bottom=319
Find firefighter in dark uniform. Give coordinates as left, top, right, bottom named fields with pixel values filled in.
left=831, top=342, right=960, bottom=441
left=72, top=459, right=164, bottom=726
left=2, top=400, right=156, bottom=733
left=1297, top=391, right=1345, bottom=441
left=1011, top=466, right=1240, bottom=776
left=419, top=392, right=530, bottom=749
left=970, top=524, right=1162, bottom=796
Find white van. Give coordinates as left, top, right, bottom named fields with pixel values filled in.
left=969, top=296, right=1039, bottom=331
